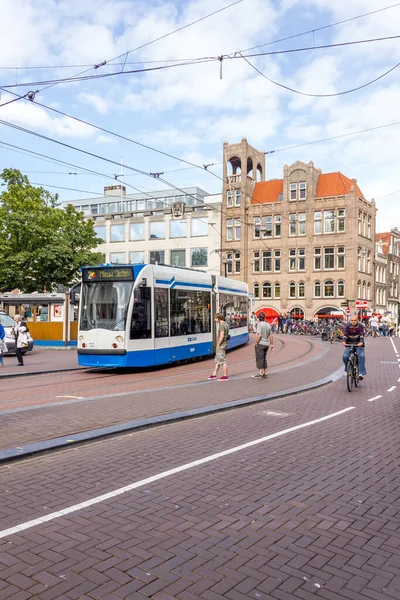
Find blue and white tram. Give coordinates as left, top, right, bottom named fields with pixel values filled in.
left=77, top=263, right=249, bottom=368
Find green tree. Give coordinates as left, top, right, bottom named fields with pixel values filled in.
left=0, top=168, right=104, bottom=292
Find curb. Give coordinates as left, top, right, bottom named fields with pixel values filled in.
left=0, top=367, right=86, bottom=379
left=0, top=375, right=334, bottom=464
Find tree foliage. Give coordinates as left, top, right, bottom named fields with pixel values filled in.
left=0, top=168, right=104, bottom=292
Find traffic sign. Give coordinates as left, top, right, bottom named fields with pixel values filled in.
left=355, top=301, right=368, bottom=308
left=345, top=307, right=351, bottom=315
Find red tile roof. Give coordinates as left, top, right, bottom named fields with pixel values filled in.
left=251, top=171, right=364, bottom=204
left=376, top=232, right=391, bottom=255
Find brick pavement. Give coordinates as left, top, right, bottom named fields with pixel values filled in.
left=0, top=335, right=399, bottom=599
left=0, top=335, right=340, bottom=458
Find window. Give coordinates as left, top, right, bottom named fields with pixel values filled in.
left=298, top=213, right=306, bottom=235
left=289, top=249, right=296, bottom=271
left=170, top=289, right=211, bottom=337
left=227, top=218, right=241, bottom=240
left=337, top=246, right=345, bottom=269
left=235, top=189, right=241, bottom=206
left=367, top=250, right=371, bottom=273
left=226, top=253, right=233, bottom=275
left=129, top=223, right=144, bottom=241
left=358, top=211, right=362, bottom=235
left=289, top=214, right=296, bottom=236
left=262, top=216, right=272, bottom=237
left=154, top=288, right=169, bottom=338
left=324, top=210, right=335, bottom=233
left=337, top=209, right=345, bottom=232
left=314, top=247, right=321, bottom=270
left=227, top=190, right=233, bottom=207
left=150, top=250, right=165, bottom=264
left=234, top=252, right=241, bottom=273
left=324, top=280, right=334, bottom=297
left=253, top=251, right=260, bottom=272
left=274, top=282, right=281, bottom=298
left=314, top=281, right=321, bottom=297
left=262, top=250, right=272, bottom=272
left=170, top=220, right=187, bottom=238
left=337, top=280, right=345, bottom=297
left=299, top=181, right=306, bottom=199
left=290, top=183, right=297, bottom=201
left=290, top=182, right=306, bottom=201
left=298, top=248, right=305, bottom=270
left=219, top=293, right=248, bottom=329
left=289, top=282, right=296, bottom=298
left=171, top=249, right=185, bottom=267
left=191, top=248, right=208, bottom=267
left=110, top=252, right=125, bottom=264
left=149, top=222, right=165, bottom=239
left=129, top=251, right=145, bottom=264
left=314, top=211, right=322, bottom=234
left=254, top=217, right=261, bottom=239
left=262, top=282, right=272, bottom=298
left=130, top=287, right=151, bottom=340
left=94, top=226, right=106, bottom=242
left=358, top=247, right=361, bottom=271
left=274, top=250, right=281, bottom=271
left=253, top=283, right=260, bottom=298
left=191, top=217, right=208, bottom=237
left=324, top=247, right=334, bottom=269
left=110, top=224, right=125, bottom=242
left=367, top=216, right=371, bottom=238
left=274, top=215, right=281, bottom=236
left=298, top=281, right=305, bottom=297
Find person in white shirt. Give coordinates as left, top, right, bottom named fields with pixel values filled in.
left=369, top=315, right=379, bottom=337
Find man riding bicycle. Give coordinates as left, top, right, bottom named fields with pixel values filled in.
left=342, top=315, right=367, bottom=380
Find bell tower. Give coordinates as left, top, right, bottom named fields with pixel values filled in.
left=221, top=138, right=265, bottom=282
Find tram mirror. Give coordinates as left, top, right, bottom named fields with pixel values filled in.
left=139, top=277, right=147, bottom=287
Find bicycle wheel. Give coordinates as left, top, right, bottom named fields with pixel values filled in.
left=347, top=358, right=353, bottom=392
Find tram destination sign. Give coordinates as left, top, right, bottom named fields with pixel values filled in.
left=83, top=267, right=134, bottom=282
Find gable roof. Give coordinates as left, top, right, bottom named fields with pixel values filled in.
left=251, top=171, right=364, bottom=204
left=315, top=172, right=364, bottom=199
left=376, top=232, right=391, bottom=255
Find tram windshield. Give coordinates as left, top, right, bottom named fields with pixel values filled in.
left=80, top=281, right=133, bottom=331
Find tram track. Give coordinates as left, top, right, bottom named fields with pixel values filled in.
left=0, top=337, right=319, bottom=410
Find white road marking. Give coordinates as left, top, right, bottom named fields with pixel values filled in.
left=390, top=338, right=398, bottom=354
left=55, top=396, right=83, bottom=400
left=387, top=386, right=396, bottom=392
left=398, top=377, right=400, bottom=382
left=0, top=407, right=355, bottom=540
left=367, top=395, right=382, bottom=402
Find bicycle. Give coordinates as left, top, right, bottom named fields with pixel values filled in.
left=345, top=345, right=360, bottom=392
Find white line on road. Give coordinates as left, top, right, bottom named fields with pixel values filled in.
left=398, top=377, right=400, bottom=382
left=387, top=386, right=396, bottom=392
left=367, top=395, right=382, bottom=402
left=55, top=396, right=83, bottom=400
left=0, top=406, right=355, bottom=540
left=390, top=338, right=398, bottom=354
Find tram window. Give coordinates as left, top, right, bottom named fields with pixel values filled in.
left=219, top=294, right=248, bottom=329
left=170, top=289, right=211, bottom=337
left=130, top=287, right=151, bottom=339
left=155, top=288, right=169, bottom=338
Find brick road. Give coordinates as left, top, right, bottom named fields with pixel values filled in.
left=0, top=335, right=399, bottom=599
left=1, top=334, right=337, bottom=455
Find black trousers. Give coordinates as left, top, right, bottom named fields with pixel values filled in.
left=15, top=348, right=24, bottom=365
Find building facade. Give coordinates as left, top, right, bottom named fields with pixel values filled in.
left=63, top=186, right=222, bottom=275
left=374, top=236, right=388, bottom=315
left=376, top=229, right=400, bottom=323
left=221, top=138, right=377, bottom=320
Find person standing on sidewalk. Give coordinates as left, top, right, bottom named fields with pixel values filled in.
left=0, top=323, right=6, bottom=367
left=253, top=312, right=274, bottom=379
left=12, top=315, right=29, bottom=367
left=208, top=313, right=229, bottom=381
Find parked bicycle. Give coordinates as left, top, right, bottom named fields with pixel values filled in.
left=345, top=345, right=360, bottom=392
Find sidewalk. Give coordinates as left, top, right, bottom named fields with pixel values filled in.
left=0, top=335, right=347, bottom=462
left=0, top=347, right=81, bottom=377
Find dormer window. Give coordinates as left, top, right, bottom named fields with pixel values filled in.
left=289, top=181, right=306, bottom=201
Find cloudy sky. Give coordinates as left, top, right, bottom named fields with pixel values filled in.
left=0, top=0, right=399, bottom=232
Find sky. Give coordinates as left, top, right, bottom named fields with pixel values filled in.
left=0, top=0, right=399, bottom=232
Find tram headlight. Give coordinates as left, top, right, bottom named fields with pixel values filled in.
left=79, top=335, right=84, bottom=341
left=115, top=335, right=124, bottom=342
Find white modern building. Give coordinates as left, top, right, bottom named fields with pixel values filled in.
left=63, top=185, right=222, bottom=274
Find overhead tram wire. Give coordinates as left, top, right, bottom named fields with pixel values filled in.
left=2, top=34, right=400, bottom=90
left=1, top=2, right=399, bottom=76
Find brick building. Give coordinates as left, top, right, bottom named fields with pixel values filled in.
left=376, top=229, right=400, bottom=323
left=221, top=138, right=377, bottom=321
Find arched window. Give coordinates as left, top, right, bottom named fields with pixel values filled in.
left=298, top=281, right=305, bottom=297
left=337, top=280, right=345, bottom=297
left=253, top=283, right=260, bottom=298
left=274, top=282, right=280, bottom=298
left=362, top=281, right=366, bottom=298
left=358, top=280, right=361, bottom=298
left=324, top=280, right=334, bottom=297
left=262, top=282, right=272, bottom=298
left=289, top=282, right=296, bottom=298
left=367, top=282, right=371, bottom=300
left=314, top=281, right=321, bottom=297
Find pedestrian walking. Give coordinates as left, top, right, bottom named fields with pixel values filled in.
left=250, top=312, right=258, bottom=333
left=0, top=323, right=6, bottom=367
left=12, top=315, right=29, bottom=366
left=208, top=313, right=229, bottom=381
left=252, top=312, right=274, bottom=379
left=277, top=312, right=283, bottom=333
left=369, top=314, right=379, bottom=337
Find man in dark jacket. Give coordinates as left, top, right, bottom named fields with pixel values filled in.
left=342, top=315, right=366, bottom=380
